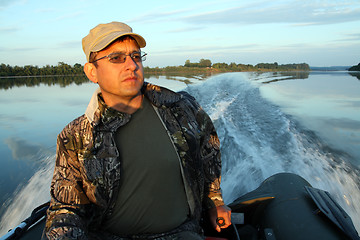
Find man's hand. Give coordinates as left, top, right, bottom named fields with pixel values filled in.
left=208, top=205, right=232, bottom=232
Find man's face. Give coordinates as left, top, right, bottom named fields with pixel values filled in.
left=89, top=38, right=144, bottom=103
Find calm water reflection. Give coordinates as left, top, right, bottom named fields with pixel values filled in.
left=0, top=74, right=204, bottom=213
left=252, top=71, right=360, bottom=166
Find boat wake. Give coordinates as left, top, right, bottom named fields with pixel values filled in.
left=0, top=155, right=54, bottom=235
left=1, top=72, right=359, bottom=235
left=187, top=73, right=360, bottom=232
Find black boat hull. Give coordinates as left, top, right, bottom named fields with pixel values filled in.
left=2, top=173, right=359, bottom=240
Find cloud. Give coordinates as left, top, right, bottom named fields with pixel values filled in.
left=165, top=26, right=204, bottom=33
left=180, top=1, right=360, bottom=26
left=0, top=0, right=25, bottom=10
left=57, top=41, right=80, bottom=49
left=0, top=0, right=16, bottom=8
left=128, top=8, right=191, bottom=24
left=34, top=8, right=56, bottom=13
left=0, top=26, right=20, bottom=33
left=152, top=43, right=260, bottom=55
left=337, top=33, right=360, bottom=42
left=125, top=1, right=360, bottom=33
left=54, top=10, right=84, bottom=21
left=0, top=46, right=40, bottom=52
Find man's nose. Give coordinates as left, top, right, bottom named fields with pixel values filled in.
left=124, top=55, right=138, bottom=70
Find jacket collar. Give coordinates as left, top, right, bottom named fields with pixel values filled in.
left=142, top=82, right=182, bottom=108
left=85, top=82, right=183, bottom=125
left=85, top=87, right=101, bottom=124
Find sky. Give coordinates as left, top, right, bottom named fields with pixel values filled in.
left=0, top=0, right=359, bottom=68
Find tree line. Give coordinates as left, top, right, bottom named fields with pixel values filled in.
left=0, top=62, right=84, bottom=77
left=185, top=59, right=310, bottom=71
left=1, top=60, right=311, bottom=77
left=1, top=61, right=358, bottom=89
left=349, top=63, right=360, bottom=71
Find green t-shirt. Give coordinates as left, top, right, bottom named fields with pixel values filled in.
left=103, top=97, right=189, bottom=235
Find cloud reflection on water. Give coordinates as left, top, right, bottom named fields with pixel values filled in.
left=4, top=137, right=44, bottom=161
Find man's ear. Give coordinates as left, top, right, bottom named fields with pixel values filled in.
left=84, top=62, right=98, bottom=83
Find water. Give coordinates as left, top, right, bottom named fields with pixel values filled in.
left=0, top=72, right=359, bottom=235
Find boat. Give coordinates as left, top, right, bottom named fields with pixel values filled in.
left=1, top=172, right=359, bottom=240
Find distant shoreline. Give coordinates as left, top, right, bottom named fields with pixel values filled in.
left=1, top=62, right=359, bottom=79
left=1, top=71, right=359, bottom=90
left=1, top=69, right=359, bottom=79
left=1, top=61, right=310, bottom=78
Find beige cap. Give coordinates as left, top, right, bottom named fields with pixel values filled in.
left=82, top=21, right=146, bottom=62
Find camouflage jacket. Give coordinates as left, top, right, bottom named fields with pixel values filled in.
left=43, top=82, right=224, bottom=240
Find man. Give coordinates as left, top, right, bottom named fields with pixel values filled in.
left=43, top=21, right=231, bottom=240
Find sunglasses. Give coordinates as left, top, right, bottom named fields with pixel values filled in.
left=91, top=51, right=147, bottom=64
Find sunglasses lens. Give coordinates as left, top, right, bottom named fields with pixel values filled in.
left=109, top=53, right=126, bottom=63
left=132, top=53, right=141, bottom=62
left=105, top=52, right=146, bottom=63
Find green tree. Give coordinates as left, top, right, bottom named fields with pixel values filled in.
left=349, top=63, right=360, bottom=71
left=199, top=59, right=212, bottom=68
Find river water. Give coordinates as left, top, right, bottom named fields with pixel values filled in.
left=0, top=71, right=359, bottom=235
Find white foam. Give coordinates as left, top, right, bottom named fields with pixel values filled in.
left=0, top=155, right=54, bottom=236
left=188, top=73, right=360, bottom=233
